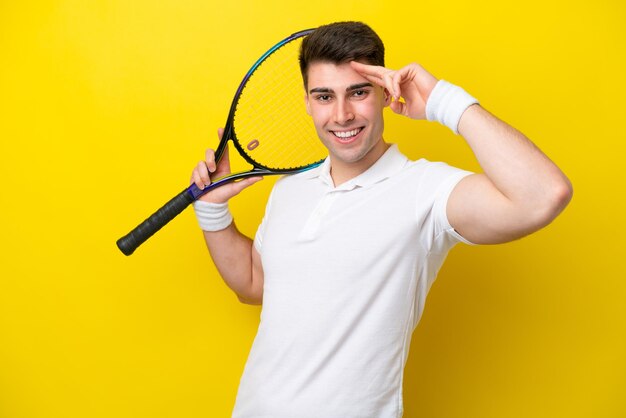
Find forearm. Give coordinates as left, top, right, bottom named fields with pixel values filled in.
left=201, top=222, right=260, bottom=303
left=457, top=104, right=573, bottom=220
left=190, top=137, right=265, bottom=303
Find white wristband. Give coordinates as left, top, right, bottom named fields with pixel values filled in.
left=425, top=80, right=479, bottom=134
left=192, top=200, right=233, bottom=232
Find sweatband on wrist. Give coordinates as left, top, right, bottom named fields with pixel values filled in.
left=425, top=80, right=479, bottom=135
left=192, top=200, right=233, bottom=232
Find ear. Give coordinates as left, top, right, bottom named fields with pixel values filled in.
left=304, top=92, right=311, bottom=115
left=383, top=88, right=392, bottom=107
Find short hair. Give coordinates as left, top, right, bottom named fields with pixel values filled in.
left=299, top=21, right=385, bottom=88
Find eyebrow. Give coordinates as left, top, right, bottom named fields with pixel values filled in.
left=308, top=82, right=373, bottom=95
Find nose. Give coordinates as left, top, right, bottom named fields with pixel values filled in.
left=333, top=99, right=355, bottom=125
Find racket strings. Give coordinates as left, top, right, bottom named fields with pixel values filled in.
left=236, top=64, right=319, bottom=168
left=233, top=39, right=326, bottom=170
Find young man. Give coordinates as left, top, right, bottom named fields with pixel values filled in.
left=191, top=22, right=572, bottom=418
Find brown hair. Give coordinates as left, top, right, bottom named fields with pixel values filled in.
left=299, top=21, right=385, bottom=88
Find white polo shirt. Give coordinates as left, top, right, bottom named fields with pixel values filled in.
left=232, top=144, right=473, bottom=418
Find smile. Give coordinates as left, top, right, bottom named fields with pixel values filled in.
left=331, top=127, right=363, bottom=141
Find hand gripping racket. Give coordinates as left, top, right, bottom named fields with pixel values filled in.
left=117, top=29, right=326, bottom=255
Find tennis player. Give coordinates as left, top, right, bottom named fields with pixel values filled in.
left=191, top=21, right=572, bottom=418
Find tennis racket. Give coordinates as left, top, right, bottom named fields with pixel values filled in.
left=117, top=29, right=326, bottom=255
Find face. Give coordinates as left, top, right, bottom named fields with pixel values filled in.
left=305, top=61, right=390, bottom=177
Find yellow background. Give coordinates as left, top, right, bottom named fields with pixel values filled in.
left=1, top=1, right=624, bottom=417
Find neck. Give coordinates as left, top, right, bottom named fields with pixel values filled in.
left=330, top=141, right=390, bottom=186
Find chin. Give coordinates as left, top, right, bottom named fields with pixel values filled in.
left=330, top=146, right=372, bottom=164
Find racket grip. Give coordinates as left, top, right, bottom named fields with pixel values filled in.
left=116, top=188, right=195, bottom=256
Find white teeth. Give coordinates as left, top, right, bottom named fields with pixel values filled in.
left=333, top=128, right=361, bottom=138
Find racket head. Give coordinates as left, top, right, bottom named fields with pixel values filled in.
left=117, top=29, right=326, bottom=256
left=220, top=29, right=327, bottom=173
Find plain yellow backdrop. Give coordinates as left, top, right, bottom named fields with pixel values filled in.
left=1, top=1, right=624, bottom=417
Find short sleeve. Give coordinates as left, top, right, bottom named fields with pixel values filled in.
left=417, top=162, right=475, bottom=253
left=432, top=169, right=475, bottom=249
left=253, top=186, right=276, bottom=254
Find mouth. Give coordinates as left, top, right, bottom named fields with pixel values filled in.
left=330, top=127, right=364, bottom=143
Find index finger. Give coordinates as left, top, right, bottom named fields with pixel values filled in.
left=350, top=61, right=389, bottom=85
left=350, top=61, right=399, bottom=98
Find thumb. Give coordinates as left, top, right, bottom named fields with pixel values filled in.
left=201, top=176, right=263, bottom=204
left=228, top=176, right=264, bottom=196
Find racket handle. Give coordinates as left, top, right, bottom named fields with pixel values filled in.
left=117, top=188, right=195, bottom=255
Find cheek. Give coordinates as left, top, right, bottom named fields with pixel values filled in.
left=356, top=102, right=382, bottom=123
left=309, top=107, right=329, bottom=127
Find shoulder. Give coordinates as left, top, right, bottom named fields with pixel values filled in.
left=274, top=168, right=319, bottom=188
left=405, top=158, right=471, bottom=183
left=394, top=157, right=462, bottom=184
left=267, top=168, right=321, bottom=201
left=391, top=158, right=473, bottom=210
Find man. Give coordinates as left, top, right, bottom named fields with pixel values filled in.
left=191, top=22, right=572, bottom=418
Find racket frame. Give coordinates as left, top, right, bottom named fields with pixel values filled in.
left=117, top=29, right=323, bottom=255
left=190, top=28, right=320, bottom=200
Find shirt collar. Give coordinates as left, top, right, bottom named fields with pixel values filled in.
left=301, top=144, right=408, bottom=190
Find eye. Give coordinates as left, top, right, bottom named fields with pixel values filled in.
left=351, top=89, right=369, bottom=99
left=314, top=94, right=333, bottom=103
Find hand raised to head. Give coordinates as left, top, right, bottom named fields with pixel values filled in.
left=350, top=61, right=438, bottom=120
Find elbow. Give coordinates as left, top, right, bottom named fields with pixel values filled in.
left=234, top=269, right=264, bottom=305
left=558, top=177, right=574, bottom=208
left=238, top=296, right=262, bottom=306
left=550, top=177, right=573, bottom=216
left=237, top=292, right=263, bottom=306
left=535, top=177, right=574, bottom=227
